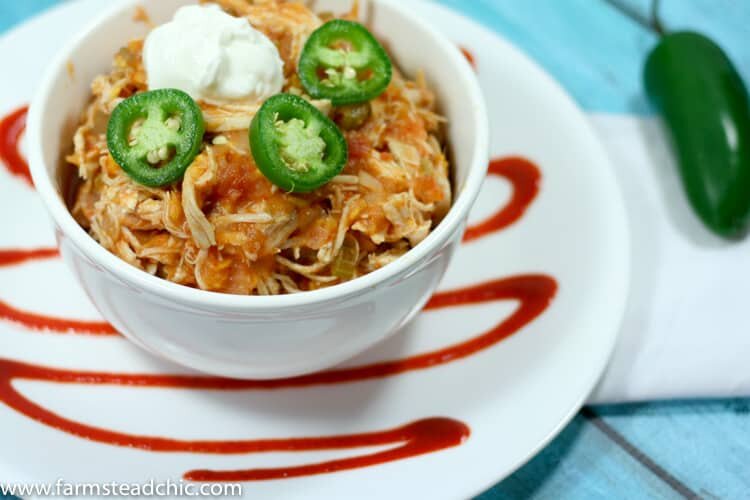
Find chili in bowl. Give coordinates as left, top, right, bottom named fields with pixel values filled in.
left=27, top=0, right=488, bottom=379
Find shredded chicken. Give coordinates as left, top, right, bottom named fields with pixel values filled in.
left=181, top=151, right=217, bottom=249
left=68, top=0, right=452, bottom=295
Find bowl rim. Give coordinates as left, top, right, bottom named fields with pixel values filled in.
left=26, top=0, right=489, bottom=311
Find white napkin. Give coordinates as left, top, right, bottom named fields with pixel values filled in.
left=588, top=114, right=750, bottom=404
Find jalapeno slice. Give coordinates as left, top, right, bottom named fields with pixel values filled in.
left=106, top=89, right=205, bottom=187
left=249, top=94, right=348, bottom=193
left=298, top=20, right=392, bottom=106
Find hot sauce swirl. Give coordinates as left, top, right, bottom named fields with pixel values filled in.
left=463, top=157, right=541, bottom=242
left=460, top=46, right=477, bottom=69
left=0, top=274, right=554, bottom=481
left=0, top=248, right=117, bottom=335
left=0, top=358, right=471, bottom=482
left=0, top=104, right=556, bottom=482
left=0, top=106, right=31, bottom=185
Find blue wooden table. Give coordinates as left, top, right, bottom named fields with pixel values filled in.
left=2, top=1, right=749, bottom=498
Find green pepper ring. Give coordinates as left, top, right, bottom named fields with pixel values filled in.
left=107, top=88, right=205, bottom=187
left=250, top=93, right=348, bottom=193
left=298, top=19, right=393, bottom=106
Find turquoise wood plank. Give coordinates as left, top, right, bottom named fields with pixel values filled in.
left=476, top=414, right=682, bottom=499
left=613, top=0, right=750, bottom=83
left=593, top=400, right=750, bottom=499
left=434, top=0, right=657, bottom=114
left=0, top=0, right=61, bottom=33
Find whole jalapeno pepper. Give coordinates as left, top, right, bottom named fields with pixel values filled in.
left=298, top=19, right=392, bottom=106
left=249, top=93, right=348, bottom=193
left=645, top=32, right=750, bottom=239
left=107, top=89, right=205, bottom=187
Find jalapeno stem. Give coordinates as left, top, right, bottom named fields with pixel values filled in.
left=650, top=0, right=665, bottom=36
left=603, top=0, right=664, bottom=35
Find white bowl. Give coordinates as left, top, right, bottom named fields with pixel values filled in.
left=27, top=0, right=488, bottom=379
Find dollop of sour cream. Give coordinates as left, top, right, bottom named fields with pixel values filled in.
left=143, top=4, right=284, bottom=104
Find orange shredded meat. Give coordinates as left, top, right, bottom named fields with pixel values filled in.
left=67, top=0, right=452, bottom=295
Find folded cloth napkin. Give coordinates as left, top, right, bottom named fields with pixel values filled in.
left=589, top=114, right=750, bottom=403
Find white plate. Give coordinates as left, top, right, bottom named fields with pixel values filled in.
left=0, top=1, right=629, bottom=498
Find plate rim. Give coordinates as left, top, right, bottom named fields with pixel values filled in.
left=0, top=0, right=632, bottom=497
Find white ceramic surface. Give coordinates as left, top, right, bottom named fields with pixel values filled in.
left=0, top=1, right=629, bottom=498
left=25, top=0, right=490, bottom=379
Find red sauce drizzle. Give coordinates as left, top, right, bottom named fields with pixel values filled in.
left=0, top=106, right=556, bottom=482
left=460, top=46, right=477, bottom=69
left=0, top=274, right=554, bottom=481
left=0, top=248, right=118, bottom=336
left=464, top=157, right=541, bottom=243
left=0, top=247, right=58, bottom=266
left=0, top=106, right=32, bottom=185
